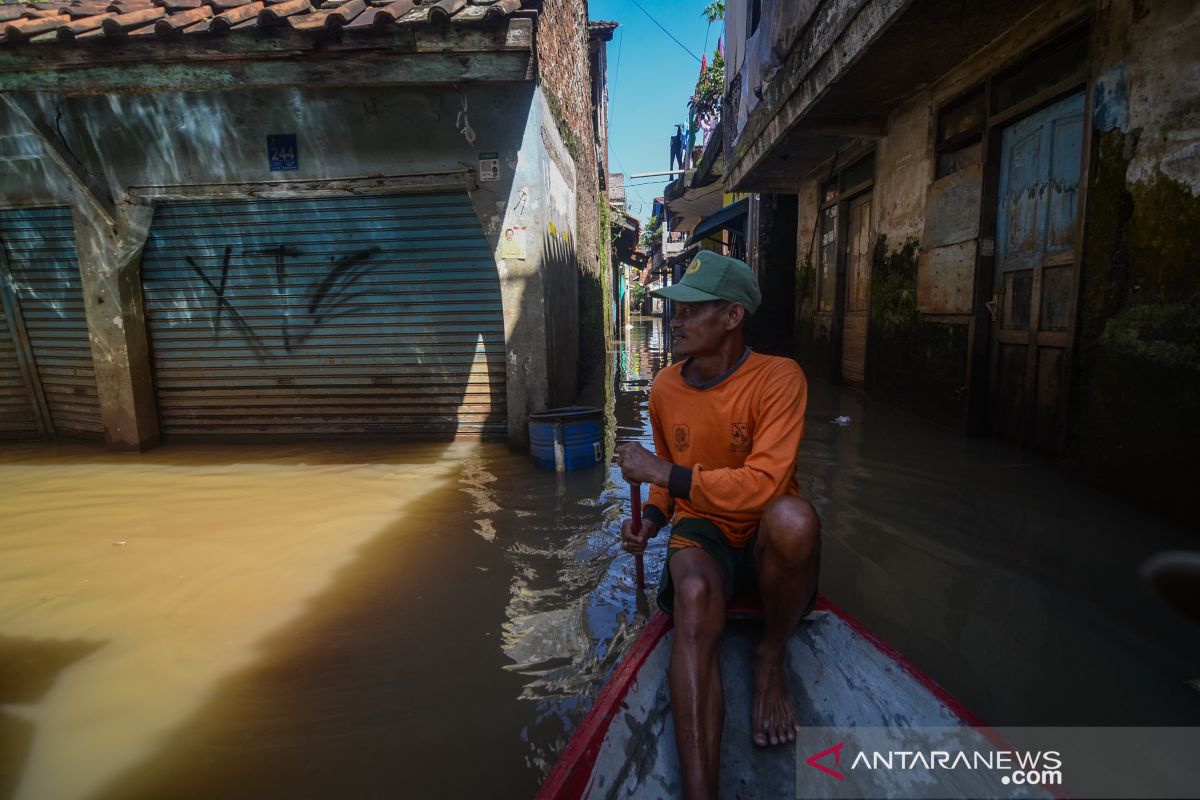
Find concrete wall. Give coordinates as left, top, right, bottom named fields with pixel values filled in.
left=0, top=82, right=581, bottom=446
left=1070, top=0, right=1200, bottom=526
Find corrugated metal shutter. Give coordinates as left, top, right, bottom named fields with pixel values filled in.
left=140, top=193, right=506, bottom=439
left=0, top=300, right=39, bottom=439
left=0, top=207, right=104, bottom=439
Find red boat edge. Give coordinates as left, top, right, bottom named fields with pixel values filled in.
left=535, top=595, right=989, bottom=800
left=536, top=610, right=674, bottom=800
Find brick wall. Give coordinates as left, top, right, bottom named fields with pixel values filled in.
left=537, top=0, right=606, bottom=396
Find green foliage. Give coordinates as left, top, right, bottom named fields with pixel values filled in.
left=640, top=214, right=662, bottom=248
left=702, top=1, right=724, bottom=22
left=692, top=50, right=725, bottom=120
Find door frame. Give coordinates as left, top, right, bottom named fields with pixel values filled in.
left=965, top=26, right=1094, bottom=454
left=813, top=147, right=875, bottom=385
left=836, top=190, right=874, bottom=387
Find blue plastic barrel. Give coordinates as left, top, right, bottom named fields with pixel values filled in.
left=529, top=406, right=604, bottom=471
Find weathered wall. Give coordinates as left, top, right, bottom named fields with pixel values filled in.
left=792, top=172, right=830, bottom=378
left=0, top=83, right=571, bottom=445
left=537, top=0, right=604, bottom=400
left=1070, top=0, right=1200, bottom=525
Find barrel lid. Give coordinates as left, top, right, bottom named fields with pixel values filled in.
left=528, top=405, right=603, bottom=422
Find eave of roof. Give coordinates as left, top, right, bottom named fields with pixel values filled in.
left=0, top=0, right=526, bottom=44
left=0, top=0, right=535, bottom=93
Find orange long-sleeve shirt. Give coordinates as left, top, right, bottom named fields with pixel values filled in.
left=644, top=350, right=808, bottom=547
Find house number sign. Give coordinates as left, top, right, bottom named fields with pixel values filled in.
left=268, top=134, right=299, bottom=172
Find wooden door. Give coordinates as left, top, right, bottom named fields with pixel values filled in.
left=840, top=194, right=872, bottom=386
left=991, top=92, right=1084, bottom=451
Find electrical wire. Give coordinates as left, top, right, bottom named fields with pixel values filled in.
left=628, top=0, right=702, bottom=64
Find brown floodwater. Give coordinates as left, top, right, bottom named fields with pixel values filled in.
left=1, top=316, right=1197, bottom=800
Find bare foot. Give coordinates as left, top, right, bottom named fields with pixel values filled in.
left=752, top=646, right=798, bottom=747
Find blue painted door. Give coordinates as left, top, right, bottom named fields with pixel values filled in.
left=992, top=92, right=1084, bottom=451
left=139, top=193, right=506, bottom=439
left=0, top=207, right=104, bottom=440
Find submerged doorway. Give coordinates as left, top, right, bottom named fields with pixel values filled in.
left=990, top=91, right=1085, bottom=452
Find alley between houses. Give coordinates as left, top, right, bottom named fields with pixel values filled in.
left=1, top=316, right=1197, bottom=800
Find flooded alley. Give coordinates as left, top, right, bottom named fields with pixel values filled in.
left=2, top=317, right=1198, bottom=800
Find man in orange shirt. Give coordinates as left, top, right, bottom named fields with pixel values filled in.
left=616, top=251, right=820, bottom=800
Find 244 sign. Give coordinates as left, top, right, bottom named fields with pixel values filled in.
left=268, top=134, right=298, bottom=171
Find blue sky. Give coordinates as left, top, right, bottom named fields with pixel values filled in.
left=590, top=0, right=724, bottom=223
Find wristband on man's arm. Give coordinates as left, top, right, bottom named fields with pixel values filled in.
left=667, top=465, right=693, bottom=500
left=642, top=503, right=669, bottom=531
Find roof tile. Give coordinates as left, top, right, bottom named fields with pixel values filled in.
left=210, top=0, right=262, bottom=31
left=100, top=6, right=165, bottom=35
left=57, top=11, right=114, bottom=38
left=154, top=5, right=211, bottom=34
left=0, top=0, right=529, bottom=46
left=5, top=14, right=68, bottom=42
left=426, top=0, right=464, bottom=24
left=258, top=0, right=309, bottom=26
left=323, top=0, right=363, bottom=26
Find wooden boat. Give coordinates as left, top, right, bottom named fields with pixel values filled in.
left=537, top=596, right=996, bottom=800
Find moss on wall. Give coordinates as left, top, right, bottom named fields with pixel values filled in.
left=1069, top=130, right=1200, bottom=526
left=541, top=87, right=583, bottom=167
left=866, top=234, right=968, bottom=427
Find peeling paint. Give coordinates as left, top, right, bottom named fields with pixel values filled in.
left=1092, top=62, right=1130, bottom=133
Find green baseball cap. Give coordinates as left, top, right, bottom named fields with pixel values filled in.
left=651, top=250, right=761, bottom=313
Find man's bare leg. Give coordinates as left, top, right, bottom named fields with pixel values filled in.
left=752, top=496, right=821, bottom=747
left=669, top=548, right=728, bottom=799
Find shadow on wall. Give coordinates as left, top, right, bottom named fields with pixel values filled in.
left=540, top=230, right=579, bottom=408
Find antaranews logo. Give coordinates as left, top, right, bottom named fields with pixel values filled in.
left=805, top=742, right=847, bottom=781
left=803, top=742, right=1063, bottom=790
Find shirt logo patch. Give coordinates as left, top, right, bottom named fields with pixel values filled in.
left=730, top=422, right=751, bottom=453
left=673, top=424, right=691, bottom=451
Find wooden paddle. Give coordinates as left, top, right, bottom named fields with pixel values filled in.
left=630, top=481, right=645, bottom=597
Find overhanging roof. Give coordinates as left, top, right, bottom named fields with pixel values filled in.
left=664, top=180, right=723, bottom=227
left=687, top=197, right=746, bottom=245
left=0, top=0, right=535, bottom=93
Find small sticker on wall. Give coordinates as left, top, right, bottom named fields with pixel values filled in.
left=980, top=237, right=995, bottom=257
left=479, top=152, right=500, bottom=182
left=267, top=134, right=298, bottom=171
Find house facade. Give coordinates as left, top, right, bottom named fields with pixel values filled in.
left=0, top=0, right=612, bottom=449
left=722, top=0, right=1199, bottom=524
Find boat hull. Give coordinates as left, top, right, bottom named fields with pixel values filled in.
left=538, top=598, right=1004, bottom=800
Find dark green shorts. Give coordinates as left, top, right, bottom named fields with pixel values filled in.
left=656, top=517, right=817, bottom=616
